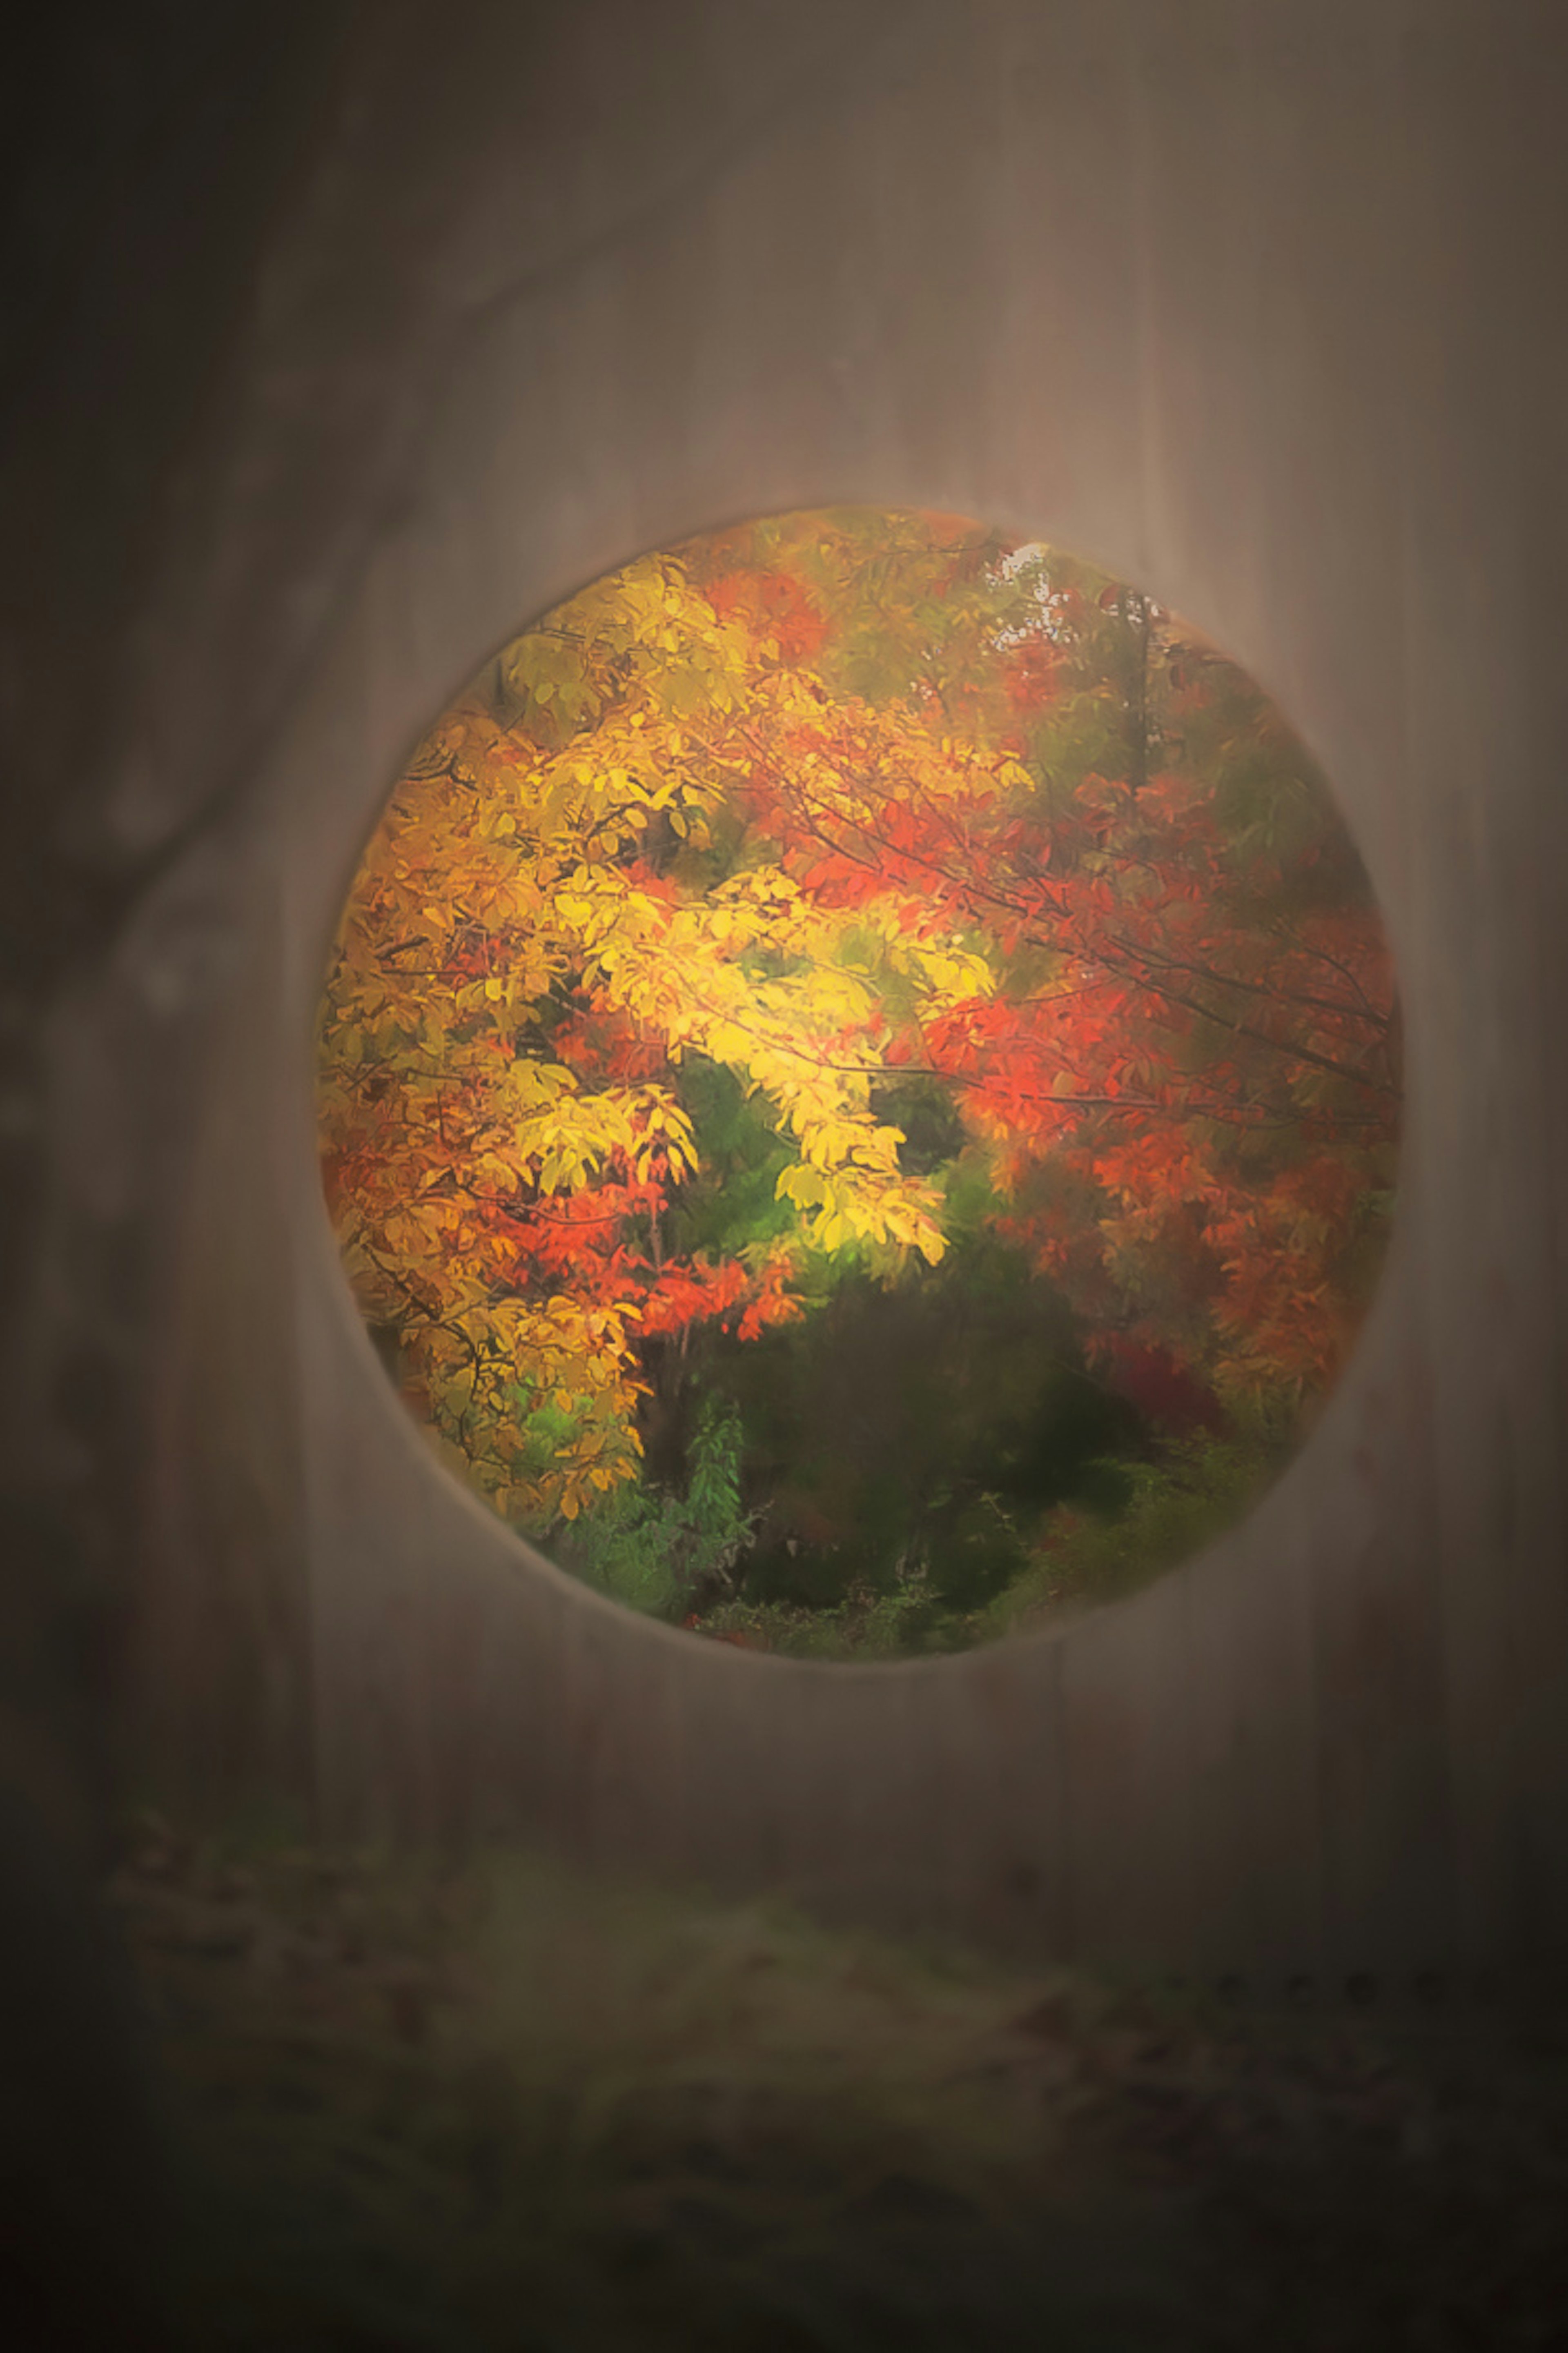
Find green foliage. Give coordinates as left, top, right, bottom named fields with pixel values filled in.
left=980, top=1435, right=1281, bottom=1636
left=687, top=1233, right=1141, bottom=1627
left=552, top=1398, right=754, bottom=1621
left=687, top=1439, right=1284, bottom=1661
left=687, top=1435, right=1283, bottom=1660
left=693, top=1576, right=955, bottom=1661
left=666, top=1055, right=797, bottom=1258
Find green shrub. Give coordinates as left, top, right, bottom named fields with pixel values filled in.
left=981, top=1433, right=1280, bottom=1638
left=550, top=1398, right=754, bottom=1621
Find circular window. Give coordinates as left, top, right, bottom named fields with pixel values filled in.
left=316, top=509, right=1399, bottom=1658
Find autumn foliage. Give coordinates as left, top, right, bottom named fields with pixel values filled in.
left=316, top=510, right=1397, bottom=1630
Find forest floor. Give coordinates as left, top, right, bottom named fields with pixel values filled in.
left=112, top=1818, right=1568, bottom=2352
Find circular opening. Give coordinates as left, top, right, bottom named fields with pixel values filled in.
left=316, top=508, right=1400, bottom=1659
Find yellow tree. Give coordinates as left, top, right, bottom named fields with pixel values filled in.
left=318, top=536, right=998, bottom=1523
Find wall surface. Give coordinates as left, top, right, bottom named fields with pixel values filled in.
left=7, top=0, right=1568, bottom=2032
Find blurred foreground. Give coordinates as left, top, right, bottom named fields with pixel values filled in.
left=115, top=1823, right=1568, bottom=2350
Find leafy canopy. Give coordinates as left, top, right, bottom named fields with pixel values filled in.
left=317, top=508, right=1397, bottom=1588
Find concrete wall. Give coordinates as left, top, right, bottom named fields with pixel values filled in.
left=10, top=0, right=1568, bottom=1993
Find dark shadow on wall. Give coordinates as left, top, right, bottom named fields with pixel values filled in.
left=0, top=7, right=357, bottom=2337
